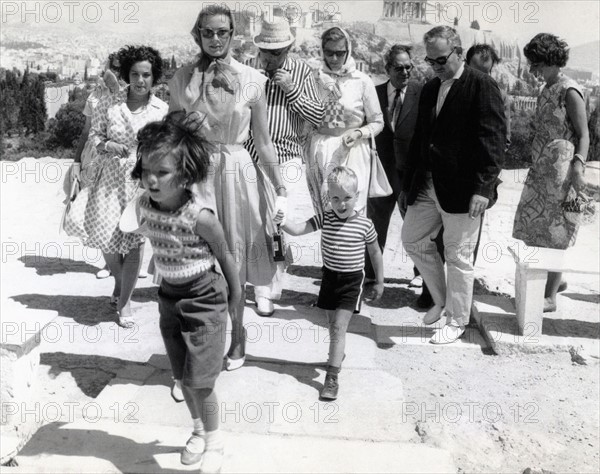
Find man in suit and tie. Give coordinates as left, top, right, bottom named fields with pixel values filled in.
left=366, top=45, right=438, bottom=307
left=400, top=26, right=506, bottom=344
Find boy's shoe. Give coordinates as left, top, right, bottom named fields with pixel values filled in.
left=409, top=275, right=423, bottom=288
left=181, top=433, right=205, bottom=465
left=430, top=320, right=465, bottom=344
left=320, top=374, right=339, bottom=400
left=199, top=448, right=224, bottom=474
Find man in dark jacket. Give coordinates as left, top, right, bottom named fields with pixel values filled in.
left=365, top=45, right=437, bottom=307
left=400, top=26, right=506, bottom=344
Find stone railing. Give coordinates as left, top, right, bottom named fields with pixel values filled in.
left=0, top=301, right=57, bottom=464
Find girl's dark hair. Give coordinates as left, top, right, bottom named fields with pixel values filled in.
left=523, top=33, right=569, bottom=67
left=132, top=111, right=212, bottom=186
left=118, top=45, right=163, bottom=85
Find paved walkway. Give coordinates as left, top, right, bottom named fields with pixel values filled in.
left=1, top=159, right=457, bottom=472
left=2, top=159, right=597, bottom=473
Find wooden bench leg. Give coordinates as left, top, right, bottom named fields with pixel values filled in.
left=515, top=264, right=547, bottom=337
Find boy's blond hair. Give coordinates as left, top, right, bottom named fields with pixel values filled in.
left=326, top=166, right=358, bottom=193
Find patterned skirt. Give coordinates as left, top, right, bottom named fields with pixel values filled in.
left=84, top=153, right=144, bottom=254
left=512, top=138, right=579, bottom=249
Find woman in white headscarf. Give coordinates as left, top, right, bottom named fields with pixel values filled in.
left=305, top=27, right=384, bottom=215
left=168, top=4, right=287, bottom=371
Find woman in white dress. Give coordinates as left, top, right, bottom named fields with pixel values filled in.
left=168, top=5, right=287, bottom=369
left=305, top=27, right=384, bottom=215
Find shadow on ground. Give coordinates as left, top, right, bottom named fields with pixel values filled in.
left=561, top=292, right=600, bottom=304
left=41, top=352, right=135, bottom=398
left=18, top=256, right=101, bottom=276
left=11, top=289, right=158, bottom=326
left=18, top=423, right=185, bottom=473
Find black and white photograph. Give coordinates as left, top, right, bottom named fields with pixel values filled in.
left=1, top=1, right=599, bottom=472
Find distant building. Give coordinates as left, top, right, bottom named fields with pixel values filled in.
left=511, top=95, right=537, bottom=112
left=563, top=68, right=593, bottom=82
left=382, top=0, right=439, bottom=23
left=376, top=0, right=520, bottom=62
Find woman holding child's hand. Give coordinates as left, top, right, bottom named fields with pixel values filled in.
left=168, top=5, right=288, bottom=372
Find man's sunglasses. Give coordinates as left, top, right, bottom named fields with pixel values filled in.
left=424, top=47, right=456, bottom=66
left=199, top=28, right=233, bottom=39
left=391, top=65, right=412, bottom=73
left=323, top=49, right=348, bottom=58
left=260, top=47, right=288, bottom=57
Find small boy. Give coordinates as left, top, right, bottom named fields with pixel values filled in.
left=283, top=166, right=384, bottom=400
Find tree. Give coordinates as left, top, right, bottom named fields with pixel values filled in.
left=18, top=74, right=47, bottom=135
left=470, top=20, right=480, bottom=30
left=84, top=64, right=88, bottom=81
left=454, top=17, right=459, bottom=26
left=0, top=69, right=21, bottom=135
left=171, top=55, right=177, bottom=70
left=46, top=97, right=87, bottom=148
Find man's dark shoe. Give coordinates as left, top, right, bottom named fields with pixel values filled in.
left=320, top=374, right=339, bottom=400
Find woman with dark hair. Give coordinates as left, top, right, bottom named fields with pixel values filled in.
left=305, top=26, right=384, bottom=215
left=513, top=33, right=590, bottom=312
left=168, top=5, right=287, bottom=371
left=86, top=45, right=168, bottom=327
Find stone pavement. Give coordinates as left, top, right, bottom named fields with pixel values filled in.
left=5, top=303, right=457, bottom=473
left=2, top=159, right=598, bottom=473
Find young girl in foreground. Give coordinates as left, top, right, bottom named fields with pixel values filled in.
left=131, top=111, right=241, bottom=473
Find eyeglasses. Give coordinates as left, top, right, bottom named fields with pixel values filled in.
left=391, top=65, right=412, bottom=73
left=424, top=47, right=456, bottom=66
left=323, top=49, right=348, bottom=58
left=260, top=47, right=287, bottom=57
left=199, top=28, right=232, bottom=39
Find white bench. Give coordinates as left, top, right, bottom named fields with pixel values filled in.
left=508, top=246, right=600, bottom=336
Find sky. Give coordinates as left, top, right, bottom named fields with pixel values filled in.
left=2, top=1, right=599, bottom=47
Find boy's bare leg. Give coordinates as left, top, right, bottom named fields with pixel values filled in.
left=327, top=308, right=353, bottom=369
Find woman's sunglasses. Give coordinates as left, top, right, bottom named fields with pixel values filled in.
left=323, top=49, right=348, bottom=59
left=199, top=28, right=232, bottom=39
left=424, top=47, right=456, bottom=66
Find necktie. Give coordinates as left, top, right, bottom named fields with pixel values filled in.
left=390, top=88, right=403, bottom=131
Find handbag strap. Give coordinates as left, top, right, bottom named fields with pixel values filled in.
left=366, top=124, right=375, bottom=191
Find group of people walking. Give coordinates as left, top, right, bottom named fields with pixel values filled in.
left=69, top=5, right=590, bottom=472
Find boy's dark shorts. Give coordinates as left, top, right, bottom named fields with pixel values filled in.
left=158, top=268, right=228, bottom=390
left=317, top=266, right=364, bottom=312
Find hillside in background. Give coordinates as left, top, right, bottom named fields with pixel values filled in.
left=569, top=41, right=600, bottom=74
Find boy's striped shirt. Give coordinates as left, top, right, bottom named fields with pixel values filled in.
left=309, top=210, right=377, bottom=272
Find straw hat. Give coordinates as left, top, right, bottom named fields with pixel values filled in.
left=253, top=17, right=295, bottom=49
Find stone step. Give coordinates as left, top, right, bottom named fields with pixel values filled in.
left=93, top=364, right=415, bottom=443
left=11, top=419, right=456, bottom=473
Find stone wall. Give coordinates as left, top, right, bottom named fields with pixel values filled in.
left=0, top=303, right=57, bottom=464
